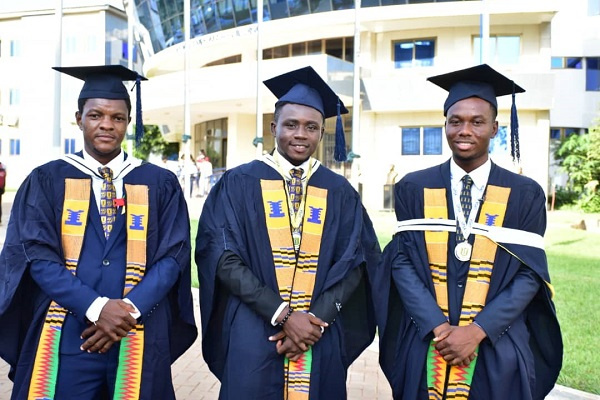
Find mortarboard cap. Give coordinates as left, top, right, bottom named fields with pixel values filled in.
left=427, top=64, right=525, bottom=162
left=264, top=66, right=349, bottom=162
left=53, top=65, right=148, bottom=147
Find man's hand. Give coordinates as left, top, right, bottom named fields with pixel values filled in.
left=434, top=323, right=486, bottom=366
left=281, top=310, right=327, bottom=351
left=269, top=331, right=304, bottom=361
left=80, top=299, right=137, bottom=353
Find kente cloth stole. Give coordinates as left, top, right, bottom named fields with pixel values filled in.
left=260, top=179, right=327, bottom=400
left=423, top=185, right=510, bottom=400
left=28, top=180, right=149, bottom=400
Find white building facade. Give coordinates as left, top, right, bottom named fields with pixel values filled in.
left=1, top=0, right=599, bottom=211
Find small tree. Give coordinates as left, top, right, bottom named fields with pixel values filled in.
left=127, top=125, right=173, bottom=161
left=554, top=118, right=600, bottom=212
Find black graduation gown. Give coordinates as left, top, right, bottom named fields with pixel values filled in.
left=374, top=160, right=562, bottom=400
left=195, top=160, right=380, bottom=399
left=0, top=155, right=197, bottom=399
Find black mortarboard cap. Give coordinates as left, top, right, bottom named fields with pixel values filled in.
left=427, top=64, right=526, bottom=162
left=53, top=65, right=148, bottom=147
left=264, top=66, right=349, bottom=162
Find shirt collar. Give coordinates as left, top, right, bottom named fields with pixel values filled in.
left=273, top=149, right=316, bottom=180
left=450, top=157, right=491, bottom=191
left=82, top=149, right=126, bottom=177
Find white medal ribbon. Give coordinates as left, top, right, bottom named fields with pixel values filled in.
left=452, top=182, right=481, bottom=243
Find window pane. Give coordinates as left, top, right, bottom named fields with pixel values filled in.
left=566, top=57, right=583, bottom=69
left=489, top=126, right=509, bottom=156
left=551, top=57, right=563, bottom=69
left=307, top=39, right=322, bottom=54
left=496, top=36, right=520, bottom=65
left=565, top=128, right=579, bottom=137
left=325, top=38, right=344, bottom=59
left=423, top=127, right=442, bottom=155
left=550, top=128, right=561, bottom=140
left=394, top=41, right=414, bottom=69
left=402, top=128, right=420, bottom=155
left=292, top=42, right=306, bottom=56
left=414, top=40, right=434, bottom=66
left=586, top=57, right=600, bottom=91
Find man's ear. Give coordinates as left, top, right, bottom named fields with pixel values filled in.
left=270, top=121, right=277, bottom=137
left=75, top=111, right=83, bottom=130
left=491, top=121, right=499, bottom=138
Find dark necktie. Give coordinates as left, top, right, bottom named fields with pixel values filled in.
left=456, top=174, right=473, bottom=242
left=99, top=167, right=117, bottom=239
left=288, top=168, right=304, bottom=213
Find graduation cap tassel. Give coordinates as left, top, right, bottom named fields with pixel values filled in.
left=510, top=83, right=520, bottom=163
left=135, top=75, right=144, bottom=147
left=334, top=100, right=347, bottom=162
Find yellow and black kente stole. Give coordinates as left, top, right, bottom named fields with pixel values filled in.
left=261, top=179, right=327, bottom=400
left=424, top=185, right=510, bottom=400
left=28, top=180, right=149, bottom=400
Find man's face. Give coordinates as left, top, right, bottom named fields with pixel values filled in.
left=77, top=98, right=131, bottom=165
left=270, top=103, right=324, bottom=166
left=445, top=97, right=498, bottom=172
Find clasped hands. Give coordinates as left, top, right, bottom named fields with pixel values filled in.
left=268, top=306, right=328, bottom=361
left=80, top=299, right=138, bottom=354
left=432, top=322, right=487, bottom=367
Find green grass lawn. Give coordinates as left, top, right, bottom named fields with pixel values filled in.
left=190, top=210, right=600, bottom=394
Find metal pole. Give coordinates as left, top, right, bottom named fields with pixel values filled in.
left=53, top=0, right=63, bottom=156
left=256, top=0, right=264, bottom=158
left=479, top=0, right=490, bottom=64
left=127, top=0, right=134, bottom=154
left=350, top=0, right=361, bottom=187
left=184, top=0, right=192, bottom=198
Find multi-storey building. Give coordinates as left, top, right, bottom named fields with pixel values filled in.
left=1, top=0, right=599, bottom=211
left=0, top=0, right=141, bottom=186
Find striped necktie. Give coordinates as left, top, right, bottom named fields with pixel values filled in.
left=288, top=168, right=304, bottom=213
left=456, top=174, right=473, bottom=242
left=99, top=167, right=117, bottom=239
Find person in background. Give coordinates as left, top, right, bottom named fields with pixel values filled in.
left=197, top=149, right=213, bottom=197
left=0, top=65, right=197, bottom=399
left=376, top=64, right=562, bottom=400
left=0, top=161, right=6, bottom=224
left=196, top=66, right=380, bottom=399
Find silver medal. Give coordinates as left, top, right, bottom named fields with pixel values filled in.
left=454, top=241, right=472, bottom=262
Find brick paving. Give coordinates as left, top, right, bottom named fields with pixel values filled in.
left=0, top=191, right=598, bottom=399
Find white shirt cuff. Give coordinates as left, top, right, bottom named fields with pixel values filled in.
left=85, top=296, right=109, bottom=323
left=271, top=302, right=288, bottom=326
left=123, top=298, right=142, bottom=319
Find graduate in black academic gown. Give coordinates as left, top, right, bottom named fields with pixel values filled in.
left=375, top=65, right=562, bottom=400
left=196, top=66, right=380, bottom=399
left=0, top=66, right=197, bottom=399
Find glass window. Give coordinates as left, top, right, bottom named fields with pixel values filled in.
left=551, top=57, right=563, bottom=69
left=10, top=40, right=20, bottom=57
left=586, top=57, right=600, bottom=91
left=9, top=89, right=19, bottom=105
left=344, top=37, right=354, bottom=62
left=550, top=128, right=561, bottom=140
left=566, top=57, right=583, bottom=69
left=326, top=38, right=344, bottom=60
left=423, top=127, right=442, bottom=155
left=292, top=42, right=306, bottom=56
left=402, top=128, right=420, bottom=155
left=474, top=36, right=520, bottom=65
left=565, top=128, right=579, bottom=137
left=394, top=39, right=434, bottom=68
left=10, top=139, right=20, bottom=155
left=589, top=0, right=600, bottom=15
left=307, top=39, right=322, bottom=54
left=64, top=138, right=77, bottom=154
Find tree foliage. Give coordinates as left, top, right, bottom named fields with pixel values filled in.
left=554, top=119, right=600, bottom=212
left=127, top=125, right=178, bottom=161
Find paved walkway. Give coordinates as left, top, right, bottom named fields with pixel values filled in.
left=0, top=190, right=597, bottom=399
